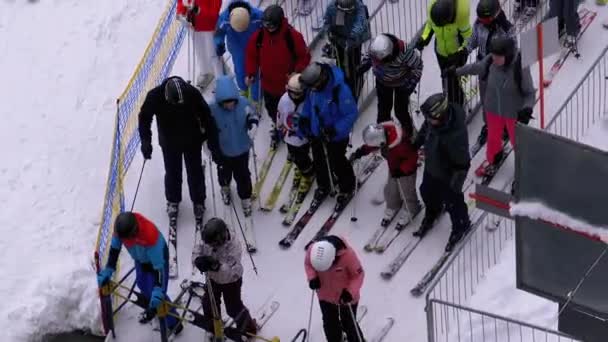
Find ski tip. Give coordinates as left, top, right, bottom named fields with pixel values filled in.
left=375, top=247, right=386, bottom=254
left=380, top=272, right=392, bottom=280
left=278, top=241, right=292, bottom=249
left=260, top=207, right=272, bottom=212
left=363, top=245, right=374, bottom=252
left=350, top=217, right=358, bottom=222
left=410, top=288, right=423, bottom=297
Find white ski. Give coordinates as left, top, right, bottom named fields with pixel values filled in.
left=374, top=221, right=408, bottom=254
left=243, top=214, right=257, bottom=253
left=370, top=318, right=395, bottom=342
left=380, top=238, right=422, bottom=279
left=168, top=216, right=179, bottom=279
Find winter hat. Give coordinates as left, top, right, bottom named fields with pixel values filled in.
left=430, top=0, right=456, bottom=27
left=420, top=93, right=449, bottom=121
left=230, top=7, right=250, bottom=32
left=489, top=36, right=517, bottom=64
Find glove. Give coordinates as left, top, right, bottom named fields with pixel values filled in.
left=296, top=117, right=311, bottom=137
left=441, top=66, right=457, bottom=79
left=321, top=126, right=336, bottom=142
left=517, top=107, right=534, bottom=125
left=415, top=37, right=425, bottom=51
left=248, top=123, right=258, bottom=141
left=309, top=277, right=321, bottom=290
left=339, top=289, right=353, bottom=304
left=216, top=44, right=226, bottom=57
left=322, top=43, right=336, bottom=59
left=454, top=48, right=469, bottom=62
left=449, top=170, right=467, bottom=192
left=380, top=144, right=389, bottom=158
left=149, top=286, right=164, bottom=310
left=97, top=267, right=114, bottom=287
left=141, top=143, right=152, bottom=160
left=194, top=255, right=220, bottom=272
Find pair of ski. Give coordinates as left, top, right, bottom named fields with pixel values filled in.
left=167, top=207, right=204, bottom=279
left=278, top=155, right=383, bottom=249
left=364, top=211, right=413, bottom=253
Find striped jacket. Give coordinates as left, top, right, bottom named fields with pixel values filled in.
left=360, top=34, right=423, bottom=89
left=467, top=11, right=516, bottom=60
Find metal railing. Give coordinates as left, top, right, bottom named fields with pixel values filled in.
left=427, top=299, right=579, bottom=342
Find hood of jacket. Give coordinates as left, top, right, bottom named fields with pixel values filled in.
left=215, top=76, right=240, bottom=103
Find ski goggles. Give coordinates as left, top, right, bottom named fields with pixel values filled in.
left=478, top=16, right=494, bottom=25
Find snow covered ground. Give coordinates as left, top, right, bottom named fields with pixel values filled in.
left=0, top=1, right=165, bottom=341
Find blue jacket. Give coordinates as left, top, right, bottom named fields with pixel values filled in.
left=209, top=76, right=259, bottom=157
left=298, top=65, right=358, bottom=142
left=214, top=2, right=263, bottom=76
left=323, top=0, right=371, bottom=47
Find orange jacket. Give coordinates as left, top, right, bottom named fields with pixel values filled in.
left=177, top=0, right=222, bottom=32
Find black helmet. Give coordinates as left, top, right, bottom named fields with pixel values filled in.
left=430, top=0, right=455, bottom=27
left=299, top=62, right=330, bottom=91
left=489, top=36, right=516, bottom=57
left=420, top=93, right=449, bottom=120
left=114, top=212, right=138, bottom=239
left=336, top=0, right=356, bottom=12
left=476, top=0, right=500, bottom=19
left=262, top=5, right=284, bottom=31
left=202, top=218, right=230, bottom=246
left=164, top=76, right=186, bottom=105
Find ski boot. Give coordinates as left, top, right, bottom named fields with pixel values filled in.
left=564, top=35, right=577, bottom=51
left=297, top=172, right=314, bottom=194
left=522, top=6, right=537, bottom=20
left=476, top=125, right=488, bottom=147
left=196, top=73, right=215, bottom=90
left=167, top=202, right=179, bottom=219
left=336, top=190, right=354, bottom=208
left=169, top=321, right=184, bottom=336
left=398, top=204, right=421, bottom=229
left=221, top=186, right=231, bottom=205
left=313, top=187, right=330, bottom=201
left=269, top=124, right=280, bottom=150
left=242, top=198, right=252, bottom=217
left=413, top=214, right=438, bottom=238
left=445, top=222, right=472, bottom=252
left=381, top=208, right=397, bottom=227
left=512, top=2, right=522, bottom=21
left=193, top=203, right=205, bottom=224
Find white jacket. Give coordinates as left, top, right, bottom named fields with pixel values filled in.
left=277, top=93, right=308, bottom=147
left=192, top=232, right=243, bottom=284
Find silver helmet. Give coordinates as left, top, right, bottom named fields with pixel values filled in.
left=362, top=124, right=387, bottom=147
left=369, top=34, right=393, bottom=61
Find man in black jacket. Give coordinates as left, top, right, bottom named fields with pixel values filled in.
left=138, top=76, right=211, bottom=222
left=413, top=93, right=471, bottom=252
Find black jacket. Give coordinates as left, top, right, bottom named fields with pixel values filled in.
left=138, top=79, right=211, bottom=150
left=415, top=104, right=470, bottom=187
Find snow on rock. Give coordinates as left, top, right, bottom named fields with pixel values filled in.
left=510, top=201, right=608, bottom=243
left=0, top=0, right=164, bottom=340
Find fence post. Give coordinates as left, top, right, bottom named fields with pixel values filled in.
left=426, top=300, right=435, bottom=342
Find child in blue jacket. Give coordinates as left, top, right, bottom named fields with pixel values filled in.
left=208, top=76, right=260, bottom=216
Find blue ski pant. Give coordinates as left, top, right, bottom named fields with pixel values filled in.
left=135, top=260, right=179, bottom=328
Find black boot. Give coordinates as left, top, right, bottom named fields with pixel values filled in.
left=477, top=125, right=488, bottom=146
left=413, top=214, right=438, bottom=238
left=445, top=222, right=472, bottom=252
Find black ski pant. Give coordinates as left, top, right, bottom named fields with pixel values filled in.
left=548, top=0, right=580, bottom=36
left=287, top=143, right=314, bottom=175
left=319, top=301, right=365, bottom=342
left=336, top=44, right=363, bottom=101
left=376, top=80, right=414, bottom=136
left=217, top=152, right=252, bottom=200
left=420, top=172, right=470, bottom=234
left=263, top=91, right=282, bottom=123
left=311, top=139, right=355, bottom=193
left=161, top=144, right=206, bottom=205
left=436, top=52, right=468, bottom=107
left=202, top=278, right=256, bottom=334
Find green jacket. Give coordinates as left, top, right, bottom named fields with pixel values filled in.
left=421, top=0, right=472, bottom=57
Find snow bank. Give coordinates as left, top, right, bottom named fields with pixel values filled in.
left=0, top=0, right=164, bottom=340
left=581, top=115, right=608, bottom=152
left=510, top=202, right=608, bottom=243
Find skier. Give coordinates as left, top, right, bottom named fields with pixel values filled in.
left=138, top=76, right=210, bottom=223
left=245, top=5, right=311, bottom=148
left=358, top=33, right=423, bottom=134
left=192, top=217, right=257, bottom=337
left=214, top=1, right=263, bottom=103
left=97, top=212, right=183, bottom=334
left=454, top=36, right=535, bottom=178
left=413, top=93, right=471, bottom=252
left=466, top=0, right=516, bottom=147
left=207, top=75, right=260, bottom=216
left=546, top=0, right=581, bottom=48
left=416, top=0, right=472, bottom=107
left=305, top=235, right=365, bottom=342
left=277, top=74, right=315, bottom=197
left=177, top=0, right=223, bottom=88
left=322, top=0, right=371, bottom=100
left=297, top=62, right=358, bottom=204
left=350, top=121, right=422, bottom=227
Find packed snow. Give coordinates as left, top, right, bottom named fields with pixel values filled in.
left=582, top=115, right=608, bottom=152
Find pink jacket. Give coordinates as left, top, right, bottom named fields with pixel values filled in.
left=304, top=238, right=365, bottom=305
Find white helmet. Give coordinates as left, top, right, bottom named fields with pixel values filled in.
left=286, top=73, right=303, bottom=93
left=230, top=7, right=250, bottom=32
left=369, top=34, right=393, bottom=61
left=362, top=123, right=386, bottom=147
left=309, top=240, right=337, bottom=272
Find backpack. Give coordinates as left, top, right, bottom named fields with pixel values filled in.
left=482, top=52, right=525, bottom=96
left=256, top=26, right=298, bottom=65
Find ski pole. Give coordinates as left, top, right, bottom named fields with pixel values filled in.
left=205, top=274, right=225, bottom=342
left=250, top=142, right=261, bottom=208
left=415, top=82, right=421, bottom=115
left=208, top=153, right=218, bottom=217
left=347, top=304, right=364, bottom=342
left=396, top=176, right=414, bottom=223
left=306, top=291, right=315, bottom=342
left=187, top=28, right=191, bottom=81
left=321, top=141, right=336, bottom=196
left=130, top=159, right=147, bottom=211
left=350, top=160, right=360, bottom=222
left=230, top=201, right=259, bottom=275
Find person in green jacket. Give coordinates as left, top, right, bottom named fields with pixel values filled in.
left=416, top=0, right=472, bottom=106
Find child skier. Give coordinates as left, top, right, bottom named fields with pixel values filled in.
left=193, top=217, right=257, bottom=338
left=305, top=235, right=365, bottom=342
left=208, top=76, right=260, bottom=216
left=350, top=121, right=422, bottom=227
left=277, top=74, right=315, bottom=198
left=322, top=0, right=371, bottom=100
left=358, top=33, right=423, bottom=135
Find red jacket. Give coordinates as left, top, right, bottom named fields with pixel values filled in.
left=360, top=121, right=418, bottom=177
left=177, top=0, right=222, bottom=32
left=304, top=237, right=364, bottom=305
left=245, top=19, right=311, bottom=96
